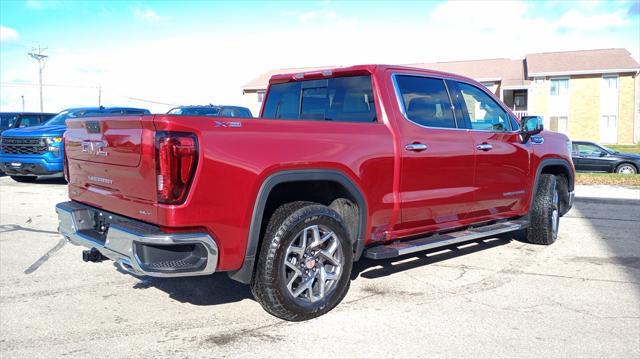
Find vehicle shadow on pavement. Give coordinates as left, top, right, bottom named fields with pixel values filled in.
left=570, top=197, right=640, bottom=289
left=351, top=232, right=521, bottom=280
left=121, top=269, right=254, bottom=305
left=35, top=177, right=67, bottom=185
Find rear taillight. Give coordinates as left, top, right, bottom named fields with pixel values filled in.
left=155, top=131, right=198, bottom=204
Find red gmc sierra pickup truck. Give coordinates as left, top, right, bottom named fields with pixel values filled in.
left=56, top=65, right=575, bottom=321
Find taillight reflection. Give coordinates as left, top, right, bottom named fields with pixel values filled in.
left=155, top=131, right=198, bottom=204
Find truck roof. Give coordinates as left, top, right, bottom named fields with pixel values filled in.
left=269, top=64, right=478, bottom=86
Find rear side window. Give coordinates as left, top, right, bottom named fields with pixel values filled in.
left=394, top=75, right=456, bottom=129
left=262, top=75, right=377, bottom=122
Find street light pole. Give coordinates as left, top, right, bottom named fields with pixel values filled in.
left=28, top=45, right=48, bottom=112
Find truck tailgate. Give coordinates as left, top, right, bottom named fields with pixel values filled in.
left=65, top=115, right=158, bottom=222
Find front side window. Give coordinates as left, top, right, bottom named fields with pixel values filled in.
left=262, top=75, right=377, bottom=122
left=575, top=143, right=605, bottom=156
left=394, top=75, right=456, bottom=129
left=456, top=82, right=510, bottom=131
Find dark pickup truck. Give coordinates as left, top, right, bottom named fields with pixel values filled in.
left=56, top=65, right=575, bottom=321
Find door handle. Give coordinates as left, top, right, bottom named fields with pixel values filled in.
left=405, top=143, right=427, bottom=152
left=476, top=143, right=493, bottom=151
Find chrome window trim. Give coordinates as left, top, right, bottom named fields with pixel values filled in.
left=391, top=72, right=521, bottom=134
left=390, top=73, right=467, bottom=132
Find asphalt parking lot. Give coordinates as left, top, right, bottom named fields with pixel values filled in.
left=0, top=176, right=639, bottom=358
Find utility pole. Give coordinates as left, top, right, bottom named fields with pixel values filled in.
left=28, top=45, right=48, bottom=112
left=21, top=95, right=25, bottom=111
left=98, top=85, right=102, bottom=106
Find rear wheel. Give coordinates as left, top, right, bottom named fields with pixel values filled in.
left=616, top=163, right=637, bottom=174
left=251, top=201, right=353, bottom=321
left=526, top=174, right=559, bottom=245
left=10, top=176, right=37, bottom=183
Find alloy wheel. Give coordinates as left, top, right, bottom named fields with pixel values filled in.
left=283, top=224, right=344, bottom=303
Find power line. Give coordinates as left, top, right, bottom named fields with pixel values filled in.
left=1, top=82, right=178, bottom=107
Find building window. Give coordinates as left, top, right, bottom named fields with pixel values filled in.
left=603, top=76, right=618, bottom=90
left=550, top=79, right=569, bottom=96
left=257, top=91, right=265, bottom=103
left=550, top=116, right=568, bottom=134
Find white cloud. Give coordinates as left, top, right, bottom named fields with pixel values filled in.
left=133, top=7, right=162, bottom=22
left=298, top=10, right=337, bottom=23
left=25, top=0, right=63, bottom=9
left=0, top=26, right=19, bottom=42
left=1, top=2, right=637, bottom=113
left=283, top=9, right=338, bottom=23
left=557, top=9, right=629, bottom=31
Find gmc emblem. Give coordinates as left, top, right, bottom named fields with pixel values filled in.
left=81, top=140, right=109, bottom=157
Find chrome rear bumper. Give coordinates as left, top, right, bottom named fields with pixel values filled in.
left=56, top=201, right=218, bottom=277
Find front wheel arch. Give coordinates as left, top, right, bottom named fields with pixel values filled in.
left=531, top=158, right=574, bottom=216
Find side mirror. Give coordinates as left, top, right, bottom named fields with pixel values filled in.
left=599, top=151, right=607, bottom=157
left=520, top=116, right=544, bottom=143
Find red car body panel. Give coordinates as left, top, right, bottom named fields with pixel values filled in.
left=65, top=64, right=575, bottom=272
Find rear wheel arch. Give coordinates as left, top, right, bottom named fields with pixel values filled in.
left=228, top=169, right=367, bottom=284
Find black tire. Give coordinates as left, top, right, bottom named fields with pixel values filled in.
left=251, top=201, right=353, bottom=321
left=615, top=163, right=637, bottom=175
left=10, top=176, right=37, bottom=183
left=526, top=174, right=559, bottom=245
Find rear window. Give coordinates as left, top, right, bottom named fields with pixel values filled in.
left=220, top=107, right=253, bottom=118
left=168, top=107, right=220, bottom=116
left=262, top=75, right=377, bottom=122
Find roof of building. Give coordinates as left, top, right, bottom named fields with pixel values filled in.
left=526, top=48, right=640, bottom=76
left=408, top=58, right=529, bottom=88
left=242, top=65, right=336, bottom=91
left=242, top=48, right=639, bottom=91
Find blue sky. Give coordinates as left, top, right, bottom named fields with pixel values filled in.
left=1, top=0, right=639, bottom=112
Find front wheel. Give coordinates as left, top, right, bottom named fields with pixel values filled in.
left=616, top=163, right=637, bottom=174
left=10, top=176, right=37, bottom=183
left=526, top=174, right=560, bottom=245
left=251, top=201, right=353, bottom=321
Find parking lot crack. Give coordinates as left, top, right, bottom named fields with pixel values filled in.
left=23, top=238, right=67, bottom=274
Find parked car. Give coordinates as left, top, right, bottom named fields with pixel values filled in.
left=0, top=112, right=56, bottom=134
left=168, top=105, right=253, bottom=118
left=56, top=65, right=574, bottom=321
left=0, top=106, right=150, bottom=182
left=571, top=141, right=640, bottom=174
